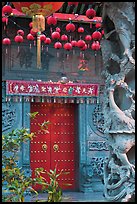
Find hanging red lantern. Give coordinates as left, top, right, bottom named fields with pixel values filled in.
left=17, top=29, right=24, bottom=36
left=64, top=42, right=72, bottom=59
left=51, top=31, right=60, bottom=40
left=2, top=17, right=8, bottom=23
left=101, top=30, right=104, bottom=35
left=85, top=35, right=92, bottom=41
left=56, top=27, right=61, bottom=33
left=14, top=35, right=23, bottom=43
left=44, top=37, right=51, bottom=52
left=30, top=28, right=38, bottom=36
left=92, top=31, right=102, bottom=40
left=81, top=44, right=87, bottom=51
left=71, top=40, right=77, bottom=47
left=29, top=22, right=33, bottom=28
left=54, top=42, right=62, bottom=49
left=91, top=41, right=100, bottom=51
left=66, top=22, right=76, bottom=32
left=47, top=15, right=57, bottom=26
left=40, top=34, right=46, bottom=41
left=27, top=33, right=34, bottom=41
left=2, top=37, right=11, bottom=54
left=2, top=5, right=12, bottom=16
left=54, top=42, right=62, bottom=57
left=68, top=2, right=78, bottom=6
left=95, top=23, right=102, bottom=29
left=77, top=40, right=85, bottom=48
left=14, top=35, right=23, bottom=52
left=2, top=37, right=11, bottom=45
left=86, top=8, right=96, bottom=19
left=64, top=42, right=72, bottom=51
left=44, top=37, right=51, bottom=45
left=61, top=34, right=68, bottom=41
left=27, top=33, right=34, bottom=49
left=78, top=27, right=84, bottom=33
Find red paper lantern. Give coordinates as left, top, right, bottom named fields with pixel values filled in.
left=51, top=31, right=60, bottom=40
left=2, top=5, right=12, bottom=16
left=54, top=42, right=62, bottom=49
left=14, top=35, right=23, bottom=43
left=85, top=35, right=92, bottom=41
left=12, top=2, right=64, bottom=17
left=64, top=42, right=72, bottom=51
left=30, top=28, right=38, bottom=36
left=17, top=29, right=24, bottom=36
left=29, top=22, right=33, bottom=28
left=2, top=17, right=8, bottom=23
left=92, top=31, right=102, bottom=40
left=78, top=27, right=84, bottom=33
left=40, top=34, right=46, bottom=41
left=27, top=33, right=34, bottom=41
left=61, top=34, right=68, bottom=41
left=95, top=23, right=102, bottom=29
left=101, top=30, right=104, bottom=35
left=86, top=8, right=96, bottom=19
left=71, top=40, right=77, bottom=47
left=44, top=37, right=51, bottom=45
left=56, top=27, right=61, bottom=33
left=47, top=16, right=57, bottom=26
left=77, top=40, right=85, bottom=48
left=66, top=23, right=76, bottom=32
left=91, top=41, right=100, bottom=51
left=81, top=44, right=87, bottom=51
left=2, top=38, right=11, bottom=45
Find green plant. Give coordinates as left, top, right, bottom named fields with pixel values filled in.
left=34, top=166, right=71, bottom=202
left=2, top=128, right=38, bottom=202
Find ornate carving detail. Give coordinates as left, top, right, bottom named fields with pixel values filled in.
left=101, top=2, right=135, bottom=202
left=82, top=157, right=109, bottom=182
left=2, top=102, right=16, bottom=132
left=88, top=141, right=109, bottom=151
left=92, top=104, right=105, bottom=133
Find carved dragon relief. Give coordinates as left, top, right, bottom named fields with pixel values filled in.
left=100, top=2, right=135, bottom=202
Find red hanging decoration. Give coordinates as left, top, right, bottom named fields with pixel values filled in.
left=71, top=40, right=77, bottom=55
left=2, top=5, right=12, bottom=16
left=91, top=41, right=101, bottom=51
left=86, top=8, right=96, bottom=19
left=56, top=27, right=61, bottom=33
left=64, top=42, right=72, bottom=59
left=2, top=37, right=11, bottom=54
left=27, top=33, right=34, bottom=49
left=40, top=34, right=46, bottom=41
left=54, top=42, right=62, bottom=57
left=78, top=27, right=84, bottom=33
left=92, top=31, right=102, bottom=40
left=29, top=22, right=33, bottom=28
left=66, top=22, right=76, bottom=32
left=77, top=40, right=85, bottom=48
left=14, top=35, right=23, bottom=52
left=17, top=29, right=24, bottom=36
left=85, top=35, right=92, bottom=48
left=51, top=31, right=60, bottom=40
left=2, top=16, right=8, bottom=30
left=61, top=34, right=68, bottom=41
left=95, top=23, right=102, bottom=29
left=47, top=15, right=57, bottom=26
left=44, top=37, right=51, bottom=52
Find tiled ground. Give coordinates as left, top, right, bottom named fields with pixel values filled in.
left=28, top=191, right=108, bottom=202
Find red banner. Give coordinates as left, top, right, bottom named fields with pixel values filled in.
left=6, top=80, right=99, bottom=97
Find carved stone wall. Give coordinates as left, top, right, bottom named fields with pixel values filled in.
left=79, top=104, right=109, bottom=192
left=101, top=2, right=135, bottom=202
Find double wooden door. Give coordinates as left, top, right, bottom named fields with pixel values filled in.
left=30, top=102, right=77, bottom=190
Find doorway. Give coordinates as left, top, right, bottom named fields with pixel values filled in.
left=30, top=102, right=78, bottom=191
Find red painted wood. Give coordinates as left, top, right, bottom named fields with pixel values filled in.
left=30, top=102, right=76, bottom=190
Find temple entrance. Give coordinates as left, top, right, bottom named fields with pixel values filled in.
left=30, top=102, right=78, bottom=191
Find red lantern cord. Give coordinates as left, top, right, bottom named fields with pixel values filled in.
left=14, top=35, right=23, bottom=52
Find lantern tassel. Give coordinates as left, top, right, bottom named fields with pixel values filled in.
left=18, top=46, right=20, bottom=53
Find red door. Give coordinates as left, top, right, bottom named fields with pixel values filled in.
left=30, top=102, right=76, bottom=190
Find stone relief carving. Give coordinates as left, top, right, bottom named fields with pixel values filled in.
left=88, top=141, right=108, bottom=151
left=92, top=104, right=105, bottom=133
left=2, top=102, right=16, bottom=132
left=101, top=2, right=135, bottom=202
